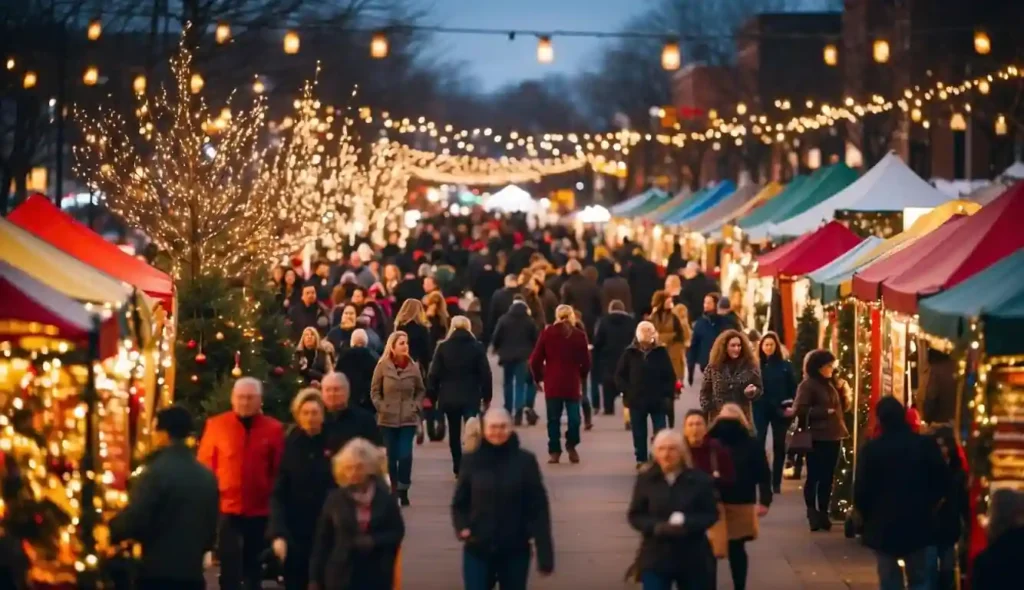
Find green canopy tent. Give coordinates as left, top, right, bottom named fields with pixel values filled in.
left=919, top=249, right=1024, bottom=356
left=744, top=163, right=858, bottom=241
left=736, top=174, right=812, bottom=230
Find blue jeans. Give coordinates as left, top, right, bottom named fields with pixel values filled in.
left=546, top=398, right=581, bottom=454
left=630, top=407, right=668, bottom=463
left=641, top=569, right=710, bottom=590
left=503, top=361, right=534, bottom=413
left=381, top=426, right=415, bottom=489
left=463, top=549, right=529, bottom=590
left=876, top=547, right=933, bottom=590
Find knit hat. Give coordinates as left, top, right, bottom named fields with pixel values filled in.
left=717, top=296, right=732, bottom=311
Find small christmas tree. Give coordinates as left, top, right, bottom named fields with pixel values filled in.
left=792, top=304, right=821, bottom=380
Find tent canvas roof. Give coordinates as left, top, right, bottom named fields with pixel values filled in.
left=647, top=185, right=709, bottom=223
left=756, top=221, right=862, bottom=277
left=919, top=249, right=1024, bottom=356
left=9, top=195, right=174, bottom=308
left=664, top=181, right=736, bottom=225
left=882, top=181, right=1024, bottom=314
left=767, top=153, right=950, bottom=238
left=1001, top=161, right=1024, bottom=180
left=744, top=164, right=858, bottom=240
left=807, top=236, right=884, bottom=302
left=701, top=181, right=784, bottom=234
left=737, top=175, right=812, bottom=229
left=968, top=181, right=1012, bottom=206
left=484, top=184, right=537, bottom=213
left=686, top=184, right=762, bottom=234
left=610, top=187, right=669, bottom=217
left=627, top=188, right=682, bottom=218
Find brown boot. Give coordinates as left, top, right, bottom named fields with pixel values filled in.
left=568, top=448, right=580, bottom=464
left=547, top=452, right=561, bottom=464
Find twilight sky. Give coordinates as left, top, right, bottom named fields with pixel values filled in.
left=428, top=0, right=650, bottom=91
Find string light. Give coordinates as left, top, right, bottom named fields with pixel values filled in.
left=371, top=31, right=389, bottom=59
left=823, top=43, right=838, bottom=66
left=252, top=77, right=266, bottom=95
left=23, top=70, right=37, bottom=89
left=950, top=112, right=967, bottom=131
left=283, top=30, right=300, bottom=54
left=537, top=36, right=554, bottom=64
left=6, top=57, right=15, bottom=70
left=87, top=18, right=102, bottom=41
left=873, top=38, right=890, bottom=63
left=661, top=40, right=681, bottom=71
left=82, top=66, right=99, bottom=86
left=132, top=74, right=146, bottom=95
left=995, top=114, right=1007, bottom=136
left=974, top=30, right=991, bottom=55
left=189, top=73, right=204, bottom=94
left=216, top=22, right=231, bottom=44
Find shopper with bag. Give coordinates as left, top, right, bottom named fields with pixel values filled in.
left=681, top=409, right=735, bottom=561
left=708, top=404, right=772, bottom=590
left=751, top=332, right=797, bottom=493
left=627, top=428, right=719, bottom=589
left=793, top=349, right=850, bottom=531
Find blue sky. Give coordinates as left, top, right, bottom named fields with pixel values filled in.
left=428, top=0, right=650, bottom=91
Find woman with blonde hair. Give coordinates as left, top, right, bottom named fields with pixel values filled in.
left=393, top=299, right=432, bottom=372
left=270, top=389, right=333, bottom=590
left=530, top=304, right=591, bottom=464
left=707, top=403, right=772, bottom=590
left=309, top=438, right=405, bottom=590
left=423, top=291, right=450, bottom=356
left=627, top=428, right=719, bottom=589
left=428, top=316, right=493, bottom=476
left=371, top=331, right=426, bottom=506
left=699, top=330, right=762, bottom=425
left=295, top=326, right=334, bottom=386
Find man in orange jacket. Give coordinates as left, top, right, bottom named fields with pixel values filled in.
left=198, top=377, right=284, bottom=590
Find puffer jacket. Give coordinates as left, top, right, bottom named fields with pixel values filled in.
left=370, top=356, right=426, bottom=428
left=197, top=412, right=284, bottom=516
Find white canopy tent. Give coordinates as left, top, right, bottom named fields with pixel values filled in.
left=767, top=152, right=951, bottom=238
left=1001, top=161, right=1024, bottom=180
left=482, top=184, right=538, bottom=213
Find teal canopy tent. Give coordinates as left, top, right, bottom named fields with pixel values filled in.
left=663, top=180, right=737, bottom=225
left=807, top=236, right=884, bottom=303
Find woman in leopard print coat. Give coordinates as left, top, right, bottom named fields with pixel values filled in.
left=699, top=329, right=762, bottom=425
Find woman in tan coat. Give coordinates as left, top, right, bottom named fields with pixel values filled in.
left=649, top=290, right=689, bottom=426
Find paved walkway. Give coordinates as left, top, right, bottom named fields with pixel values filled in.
left=397, top=358, right=879, bottom=589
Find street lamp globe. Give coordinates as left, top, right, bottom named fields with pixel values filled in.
left=284, top=31, right=300, bottom=54
left=974, top=31, right=991, bottom=55
left=872, top=39, right=890, bottom=64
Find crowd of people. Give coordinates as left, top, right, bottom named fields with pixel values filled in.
left=99, top=214, right=1022, bottom=590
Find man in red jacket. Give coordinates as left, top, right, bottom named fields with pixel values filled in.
left=198, top=377, right=284, bottom=590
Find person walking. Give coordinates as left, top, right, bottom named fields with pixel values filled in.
left=971, top=490, right=1024, bottom=590
left=930, top=426, right=969, bottom=590
left=269, top=390, right=335, bottom=590
left=795, top=349, right=851, bottom=532
left=288, top=283, right=330, bottom=339
left=681, top=408, right=735, bottom=565
left=687, top=294, right=734, bottom=388
left=679, top=262, right=718, bottom=324
left=530, top=305, right=591, bottom=464
left=615, top=321, right=676, bottom=468
left=559, top=259, right=603, bottom=342
left=649, top=291, right=689, bottom=427
left=423, top=291, right=450, bottom=354
left=392, top=299, right=433, bottom=373
left=197, top=377, right=284, bottom=590
left=309, top=439, right=405, bottom=590
left=452, top=408, right=554, bottom=590
left=326, top=303, right=359, bottom=354
left=109, top=406, right=219, bottom=590
left=294, top=327, right=333, bottom=386
left=627, top=428, right=719, bottom=590
left=322, top=372, right=381, bottom=454
left=486, top=274, right=521, bottom=342
left=370, top=331, right=426, bottom=506
left=707, top=404, right=772, bottom=590
left=334, top=329, right=380, bottom=414
left=854, top=396, right=948, bottom=589
left=698, top=330, right=761, bottom=424
left=492, top=298, right=540, bottom=425
left=428, top=316, right=493, bottom=477
left=751, top=332, right=797, bottom=493
left=593, top=299, right=637, bottom=417
left=599, top=264, right=633, bottom=315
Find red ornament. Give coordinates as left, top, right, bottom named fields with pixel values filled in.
left=272, top=366, right=285, bottom=377
left=186, top=339, right=197, bottom=349
left=195, top=352, right=207, bottom=364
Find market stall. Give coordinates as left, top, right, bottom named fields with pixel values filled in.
left=742, top=164, right=858, bottom=241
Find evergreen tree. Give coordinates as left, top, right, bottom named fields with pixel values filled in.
left=792, top=303, right=821, bottom=380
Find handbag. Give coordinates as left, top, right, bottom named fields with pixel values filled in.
left=705, top=449, right=728, bottom=559
left=787, top=417, right=813, bottom=455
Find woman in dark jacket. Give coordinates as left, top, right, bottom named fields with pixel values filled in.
left=628, top=428, right=719, bottom=590
left=278, top=268, right=301, bottom=313
left=309, top=438, right=405, bottom=590
left=452, top=409, right=553, bottom=590
left=326, top=304, right=359, bottom=355
left=423, top=292, right=450, bottom=356
left=295, top=327, right=333, bottom=386
left=751, top=332, right=797, bottom=492
left=615, top=321, right=677, bottom=467
left=932, top=426, right=969, bottom=590
left=335, top=329, right=380, bottom=413
left=593, top=300, right=637, bottom=416
left=392, top=299, right=432, bottom=372
left=708, top=404, right=772, bottom=590
left=793, top=349, right=850, bottom=531
left=270, top=390, right=335, bottom=590
left=492, top=299, right=540, bottom=425
left=699, top=330, right=762, bottom=425
left=428, top=316, right=493, bottom=476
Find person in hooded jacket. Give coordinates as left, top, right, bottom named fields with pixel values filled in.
left=751, top=332, right=797, bottom=492
left=269, top=390, right=336, bottom=590
left=687, top=294, right=734, bottom=386
left=428, top=316, right=493, bottom=477
left=615, top=321, right=677, bottom=467
left=334, top=330, right=380, bottom=414
left=592, top=300, right=637, bottom=416
left=294, top=327, right=333, bottom=386
left=452, top=408, right=554, bottom=590
left=492, top=298, right=540, bottom=425
left=707, top=404, right=772, bottom=590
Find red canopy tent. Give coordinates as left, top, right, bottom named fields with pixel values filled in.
left=9, top=194, right=174, bottom=309
left=0, top=261, right=119, bottom=356
left=883, top=181, right=1024, bottom=314
left=756, top=221, right=863, bottom=277
left=851, top=215, right=969, bottom=302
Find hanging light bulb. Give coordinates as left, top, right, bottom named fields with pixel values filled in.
left=736, top=102, right=747, bottom=115
left=87, top=18, right=102, bottom=41
left=83, top=66, right=99, bottom=86
left=537, top=36, right=554, bottom=64
left=661, top=40, right=680, bottom=71
left=371, top=31, right=389, bottom=59
left=132, top=74, right=146, bottom=94
left=252, top=78, right=266, bottom=95
left=978, top=79, right=991, bottom=95
left=949, top=112, right=967, bottom=131
left=216, top=22, right=231, bottom=44
left=873, top=39, right=890, bottom=63
left=22, top=70, right=37, bottom=89
left=283, top=30, right=300, bottom=54
left=190, top=72, right=204, bottom=94
left=823, top=43, right=838, bottom=66
left=5, top=57, right=14, bottom=70
left=974, top=30, right=991, bottom=55
left=910, top=107, right=922, bottom=122
left=995, top=114, right=1007, bottom=136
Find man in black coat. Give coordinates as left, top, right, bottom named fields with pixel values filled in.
left=334, top=330, right=379, bottom=413
left=559, top=259, right=602, bottom=341
left=592, top=300, right=637, bottom=415
left=288, top=283, right=330, bottom=339
left=392, top=270, right=426, bottom=311
left=626, top=252, right=660, bottom=318
left=615, top=322, right=677, bottom=465
left=679, top=261, right=718, bottom=323
left=452, top=409, right=554, bottom=587
left=486, top=274, right=520, bottom=342
left=492, top=299, right=540, bottom=424
left=109, top=406, right=219, bottom=590
left=687, top=294, right=737, bottom=385
left=322, top=372, right=381, bottom=453
left=854, top=396, right=948, bottom=590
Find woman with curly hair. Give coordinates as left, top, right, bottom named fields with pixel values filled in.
left=699, top=330, right=761, bottom=425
